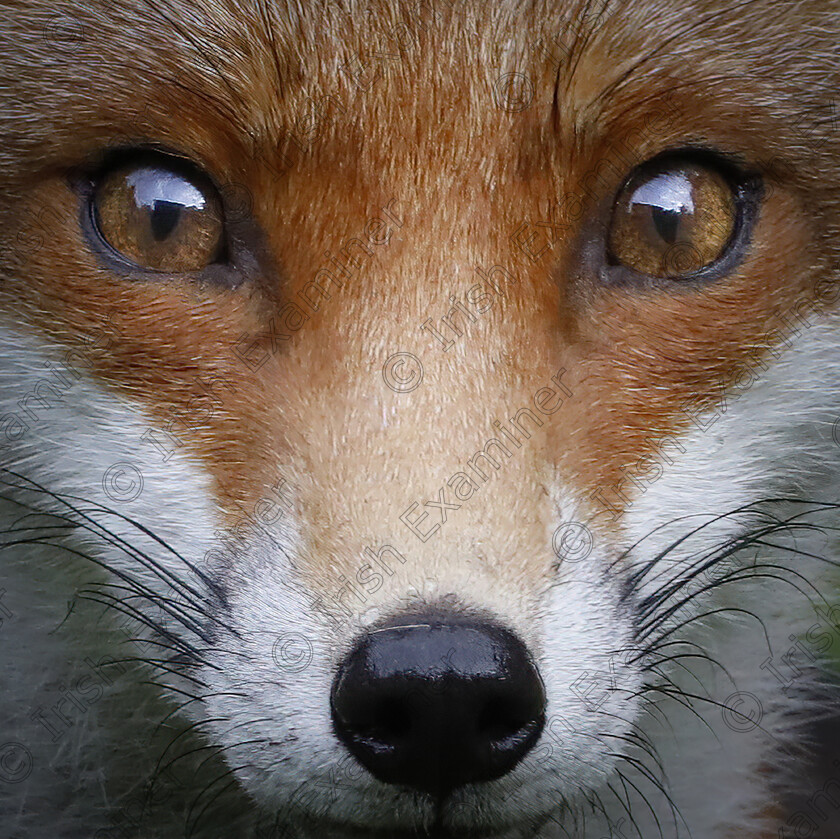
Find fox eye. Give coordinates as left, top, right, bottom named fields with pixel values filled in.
left=91, top=156, right=224, bottom=272
left=607, top=156, right=740, bottom=279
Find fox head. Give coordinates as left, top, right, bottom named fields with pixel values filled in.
left=2, top=0, right=840, bottom=836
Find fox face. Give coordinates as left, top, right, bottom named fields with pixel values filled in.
left=2, top=1, right=840, bottom=836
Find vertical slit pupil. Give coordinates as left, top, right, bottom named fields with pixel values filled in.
left=150, top=200, right=183, bottom=241
left=651, top=205, right=682, bottom=244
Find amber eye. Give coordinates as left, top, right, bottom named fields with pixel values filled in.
left=92, top=157, right=224, bottom=272
left=608, top=157, right=738, bottom=279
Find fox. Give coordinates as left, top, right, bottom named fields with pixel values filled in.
left=1, top=0, right=840, bottom=836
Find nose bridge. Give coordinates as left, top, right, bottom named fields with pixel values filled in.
left=273, top=161, right=570, bottom=621
left=315, top=189, right=566, bottom=459
left=286, top=351, right=565, bottom=628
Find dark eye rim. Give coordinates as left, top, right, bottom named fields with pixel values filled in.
left=602, top=147, right=763, bottom=288
left=73, top=146, right=231, bottom=277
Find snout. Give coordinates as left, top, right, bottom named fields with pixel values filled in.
left=330, top=613, right=546, bottom=798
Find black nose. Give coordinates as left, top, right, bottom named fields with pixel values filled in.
left=330, top=615, right=545, bottom=797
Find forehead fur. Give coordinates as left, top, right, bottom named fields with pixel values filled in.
left=1, top=0, right=838, bottom=174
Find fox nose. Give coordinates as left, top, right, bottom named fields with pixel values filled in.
left=330, top=615, right=545, bottom=797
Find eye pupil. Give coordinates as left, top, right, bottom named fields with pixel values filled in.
left=651, top=206, right=681, bottom=245
left=150, top=200, right=182, bottom=241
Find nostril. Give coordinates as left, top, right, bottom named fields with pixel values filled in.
left=372, top=696, right=412, bottom=740
left=478, top=694, right=534, bottom=742
left=335, top=695, right=410, bottom=745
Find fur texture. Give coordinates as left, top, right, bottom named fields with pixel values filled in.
left=1, top=1, right=839, bottom=836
